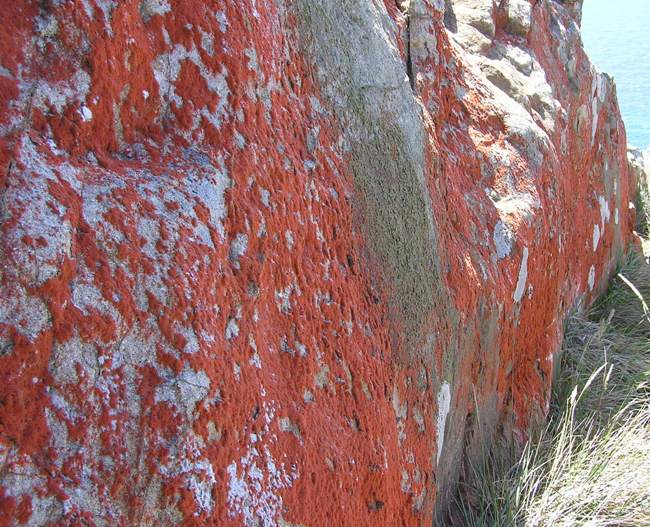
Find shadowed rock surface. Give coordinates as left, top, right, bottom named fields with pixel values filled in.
left=0, top=0, right=633, bottom=525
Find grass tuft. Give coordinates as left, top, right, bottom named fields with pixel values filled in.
left=591, top=251, right=650, bottom=338
left=455, top=250, right=650, bottom=526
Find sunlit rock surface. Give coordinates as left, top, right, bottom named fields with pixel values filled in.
left=629, top=147, right=650, bottom=197
left=0, top=0, right=633, bottom=524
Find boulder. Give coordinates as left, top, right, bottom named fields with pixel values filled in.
left=0, top=0, right=632, bottom=524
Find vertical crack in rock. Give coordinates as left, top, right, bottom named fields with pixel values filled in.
left=400, top=2, right=416, bottom=91
left=443, top=0, right=458, bottom=32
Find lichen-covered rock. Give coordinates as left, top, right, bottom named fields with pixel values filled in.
left=0, top=0, right=632, bottom=525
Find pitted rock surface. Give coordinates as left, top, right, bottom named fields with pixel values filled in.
left=0, top=0, right=633, bottom=525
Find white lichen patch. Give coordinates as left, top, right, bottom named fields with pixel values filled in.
left=214, top=10, right=228, bottom=33
left=436, top=383, right=451, bottom=464
left=226, top=401, right=299, bottom=527
left=141, top=0, right=171, bottom=21
left=513, top=247, right=529, bottom=303
left=29, top=70, right=92, bottom=116
left=275, top=282, right=301, bottom=314
left=599, top=195, right=611, bottom=229
left=226, top=448, right=296, bottom=527
left=244, top=48, right=259, bottom=71
left=200, top=29, right=215, bottom=56
left=588, top=265, right=596, bottom=291
left=392, top=386, right=408, bottom=445
left=590, top=72, right=609, bottom=144
left=284, top=230, right=294, bottom=250
left=593, top=224, right=600, bottom=251
left=225, top=318, right=240, bottom=340
left=591, top=95, right=599, bottom=144
left=78, top=105, right=93, bottom=122
left=159, top=436, right=217, bottom=515
left=229, top=233, right=248, bottom=268
left=493, top=220, right=514, bottom=259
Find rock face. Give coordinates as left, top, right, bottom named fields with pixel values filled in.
left=629, top=147, right=650, bottom=195
left=0, top=0, right=632, bottom=525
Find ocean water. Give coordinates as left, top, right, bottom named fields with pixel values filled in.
left=581, top=0, right=650, bottom=149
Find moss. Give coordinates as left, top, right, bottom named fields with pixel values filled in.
left=348, top=120, right=440, bottom=350
left=294, top=0, right=444, bottom=357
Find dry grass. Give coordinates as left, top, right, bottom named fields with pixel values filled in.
left=455, top=251, right=650, bottom=526
left=591, top=251, right=650, bottom=338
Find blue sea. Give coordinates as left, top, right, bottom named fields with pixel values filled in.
left=582, top=0, right=650, bottom=149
